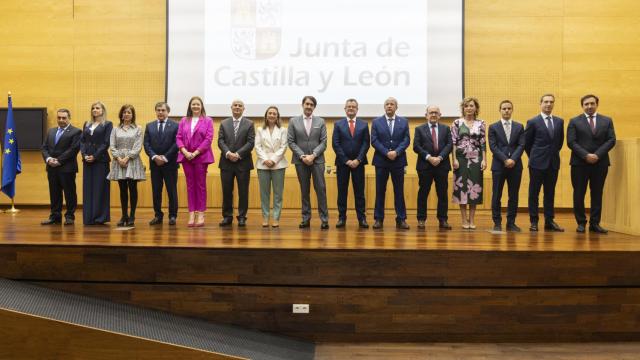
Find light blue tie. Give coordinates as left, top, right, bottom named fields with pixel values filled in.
left=55, top=128, right=64, bottom=145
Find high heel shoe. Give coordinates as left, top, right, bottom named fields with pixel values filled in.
left=262, top=218, right=269, bottom=227
left=126, top=216, right=135, bottom=227
left=117, top=216, right=128, bottom=227
left=195, top=211, right=205, bottom=227
left=187, top=212, right=195, bottom=227
left=271, top=221, right=279, bottom=228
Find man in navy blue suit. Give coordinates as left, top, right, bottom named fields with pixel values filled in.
left=488, top=100, right=525, bottom=232
left=567, top=94, right=616, bottom=234
left=332, top=98, right=370, bottom=228
left=371, top=97, right=410, bottom=230
left=413, top=105, right=452, bottom=230
left=143, top=102, right=179, bottom=226
left=524, top=94, right=564, bottom=232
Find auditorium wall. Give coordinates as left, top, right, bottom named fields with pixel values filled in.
left=1, top=0, right=639, bottom=209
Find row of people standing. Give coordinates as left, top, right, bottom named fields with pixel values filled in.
left=41, top=93, right=615, bottom=233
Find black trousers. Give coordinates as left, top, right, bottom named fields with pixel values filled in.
left=47, top=170, right=77, bottom=221
left=83, top=162, right=110, bottom=225
left=528, top=167, right=559, bottom=224
left=336, top=164, right=366, bottom=222
left=491, top=168, right=522, bottom=226
left=416, top=169, right=448, bottom=222
left=221, top=168, right=250, bottom=220
left=117, top=179, right=138, bottom=218
left=150, top=165, right=178, bottom=219
left=571, top=164, right=608, bottom=225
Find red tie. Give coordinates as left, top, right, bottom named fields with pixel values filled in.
left=349, top=119, right=355, bottom=137
left=431, top=124, right=438, bottom=153
left=588, top=115, right=595, bottom=134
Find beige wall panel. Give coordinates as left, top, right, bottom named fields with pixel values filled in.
left=465, top=1, right=564, bottom=17
left=564, top=0, right=640, bottom=17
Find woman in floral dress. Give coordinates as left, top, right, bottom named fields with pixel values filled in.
left=451, top=97, right=487, bottom=229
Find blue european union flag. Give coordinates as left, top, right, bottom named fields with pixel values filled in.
left=1, top=94, right=22, bottom=199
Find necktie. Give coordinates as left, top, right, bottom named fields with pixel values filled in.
left=233, top=119, right=240, bottom=139
left=349, top=119, right=355, bottom=137
left=545, top=116, right=554, bottom=137
left=305, top=117, right=312, bottom=136
left=588, top=115, right=595, bottom=134
left=55, top=128, right=64, bottom=145
left=504, top=121, right=511, bottom=143
left=388, top=119, right=393, bottom=135
left=158, top=121, right=165, bottom=136
left=431, top=124, right=438, bottom=153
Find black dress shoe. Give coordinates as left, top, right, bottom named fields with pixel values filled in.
left=439, top=221, right=452, bottom=230
left=396, top=221, right=410, bottom=230
left=529, top=223, right=538, bottom=232
left=492, top=225, right=502, bottom=232
left=544, top=221, right=565, bottom=232
left=506, top=223, right=521, bottom=232
left=149, top=217, right=163, bottom=225
left=336, top=219, right=346, bottom=228
left=126, top=217, right=135, bottom=227
left=64, top=218, right=74, bottom=226
left=358, top=220, right=369, bottom=229
left=168, top=217, right=177, bottom=226
left=576, top=224, right=586, bottom=233
left=321, top=222, right=329, bottom=230
left=299, top=220, right=310, bottom=228
left=41, top=218, right=61, bottom=225
left=417, top=220, right=426, bottom=229
left=589, top=224, right=608, bottom=234
left=117, top=217, right=128, bottom=227
left=219, top=218, right=233, bottom=227
left=372, top=220, right=383, bottom=229
left=238, top=218, right=247, bottom=227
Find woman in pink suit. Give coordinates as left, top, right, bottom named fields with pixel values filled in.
left=176, top=96, right=215, bottom=227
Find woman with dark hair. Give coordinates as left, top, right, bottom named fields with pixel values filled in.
left=80, top=101, right=113, bottom=225
left=107, top=104, right=146, bottom=226
left=451, top=97, right=487, bottom=229
left=176, top=96, right=215, bottom=227
left=254, top=106, right=288, bottom=227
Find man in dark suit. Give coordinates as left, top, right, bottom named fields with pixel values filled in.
left=288, top=95, right=329, bottom=229
left=413, top=105, right=452, bottom=230
left=144, top=102, right=179, bottom=225
left=41, top=108, right=82, bottom=225
left=332, top=98, right=370, bottom=229
left=218, top=99, right=255, bottom=227
left=488, top=100, right=526, bottom=232
left=525, top=94, right=565, bottom=232
left=567, top=94, right=616, bottom=234
left=371, top=97, right=410, bottom=230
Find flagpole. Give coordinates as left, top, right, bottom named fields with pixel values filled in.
left=5, top=198, right=19, bottom=213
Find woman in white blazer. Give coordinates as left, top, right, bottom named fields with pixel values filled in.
left=255, top=106, right=289, bottom=227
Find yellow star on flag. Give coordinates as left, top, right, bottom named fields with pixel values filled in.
left=7, top=128, right=13, bottom=134
left=8, top=138, right=14, bottom=144
left=4, top=148, right=10, bottom=154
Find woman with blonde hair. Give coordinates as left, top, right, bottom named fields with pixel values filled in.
left=80, top=101, right=113, bottom=225
left=254, top=106, right=288, bottom=227
left=451, top=97, right=487, bottom=229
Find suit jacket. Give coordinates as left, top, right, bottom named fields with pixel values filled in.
left=218, top=117, right=255, bottom=171
left=524, top=114, right=564, bottom=170
left=488, top=120, right=525, bottom=172
left=371, top=115, right=410, bottom=168
left=413, top=122, right=452, bottom=172
left=567, top=113, right=616, bottom=167
left=255, top=126, right=289, bottom=170
left=80, top=121, right=113, bottom=163
left=332, top=117, right=370, bottom=166
left=143, top=119, right=179, bottom=170
left=41, top=125, right=82, bottom=173
left=176, top=116, right=215, bottom=164
left=287, top=115, right=327, bottom=165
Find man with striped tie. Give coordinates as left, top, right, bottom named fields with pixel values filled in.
left=218, top=99, right=256, bottom=227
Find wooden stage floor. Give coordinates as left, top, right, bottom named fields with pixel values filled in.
left=1, top=208, right=638, bottom=252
